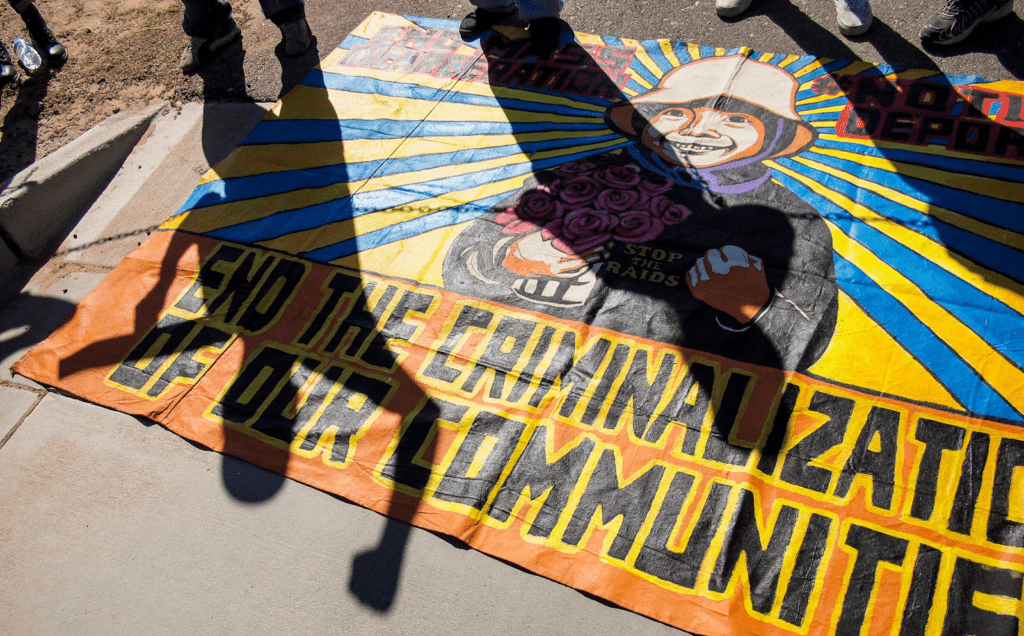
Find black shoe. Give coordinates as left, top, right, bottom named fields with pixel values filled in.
left=0, top=41, right=16, bottom=84
left=20, top=4, right=67, bottom=67
left=920, top=0, right=1013, bottom=44
left=179, top=18, right=241, bottom=74
left=459, top=6, right=526, bottom=40
left=525, top=17, right=563, bottom=59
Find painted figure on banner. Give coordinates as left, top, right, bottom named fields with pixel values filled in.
left=444, top=55, right=839, bottom=371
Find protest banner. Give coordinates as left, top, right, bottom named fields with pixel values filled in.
left=16, top=13, right=1024, bottom=635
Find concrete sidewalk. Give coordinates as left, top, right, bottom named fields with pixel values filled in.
left=0, top=105, right=686, bottom=635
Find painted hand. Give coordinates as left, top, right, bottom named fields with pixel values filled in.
left=687, top=245, right=771, bottom=324
left=501, top=231, right=611, bottom=279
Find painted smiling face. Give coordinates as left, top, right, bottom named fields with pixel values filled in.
left=640, top=105, right=767, bottom=169
left=643, top=105, right=765, bottom=168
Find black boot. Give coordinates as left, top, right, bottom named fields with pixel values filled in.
left=525, top=17, right=564, bottom=59
left=20, top=4, right=67, bottom=67
left=459, top=6, right=526, bottom=40
left=0, top=41, right=17, bottom=84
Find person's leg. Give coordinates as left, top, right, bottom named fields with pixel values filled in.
left=459, top=0, right=525, bottom=39
left=257, top=0, right=312, bottom=55
left=520, top=0, right=565, bottom=59
left=920, top=0, right=1013, bottom=44
left=8, top=0, right=67, bottom=66
left=179, top=0, right=240, bottom=73
left=514, top=0, right=563, bottom=20
left=181, top=0, right=233, bottom=37
left=7, top=0, right=31, bottom=15
left=835, top=0, right=873, bottom=36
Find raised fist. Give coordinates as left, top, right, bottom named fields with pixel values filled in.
left=687, top=245, right=771, bottom=324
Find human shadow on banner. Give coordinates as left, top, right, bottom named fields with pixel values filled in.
left=814, top=64, right=1024, bottom=426
left=194, top=33, right=322, bottom=166
left=50, top=50, right=345, bottom=505
left=921, top=12, right=1024, bottom=79
left=725, top=0, right=941, bottom=75
left=179, top=43, right=443, bottom=606
left=441, top=28, right=838, bottom=466
left=126, top=49, right=441, bottom=609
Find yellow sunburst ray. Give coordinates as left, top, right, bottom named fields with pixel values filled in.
left=624, top=67, right=654, bottom=91
left=795, top=61, right=870, bottom=91
left=801, top=150, right=1024, bottom=251
left=260, top=85, right=605, bottom=131
left=771, top=162, right=1024, bottom=415
left=259, top=137, right=625, bottom=253
left=618, top=37, right=667, bottom=84
left=574, top=32, right=606, bottom=47
left=797, top=93, right=850, bottom=107
left=318, top=61, right=463, bottom=93
left=817, top=133, right=1024, bottom=169
left=658, top=40, right=682, bottom=68
left=808, top=290, right=963, bottom=411
left=777, top=54, right=803, bottom=69
left=786, top=154, right=1024, bottom=314
left=812, top=146, right=1024, bottom=205
left=793, top=59, right=826, bottom=80
left=166, top=180, right=360, bottom=234
left=797, top=105, right=846, bottom=116
left=258, top=174, right=529, bottom=255
left=176, top=137, right=622, bottom=237
left=829, top=224, right=1024, bottom=416
left=203, top=128, right=609, bottom=182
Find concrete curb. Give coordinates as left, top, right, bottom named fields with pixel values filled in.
left=0, top=103, right=167, bottom=265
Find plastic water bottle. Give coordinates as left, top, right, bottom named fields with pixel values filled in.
left=13, top=38, right=40, bottom=72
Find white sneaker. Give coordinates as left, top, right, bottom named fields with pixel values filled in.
left=835, top=0, right=873, bottom=35
left=717, top=0, right=755, bottom=17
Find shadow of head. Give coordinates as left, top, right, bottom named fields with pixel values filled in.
left=442, top=48, right=838, bottom=454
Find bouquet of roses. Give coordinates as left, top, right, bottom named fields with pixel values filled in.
left=493, top=159, right=692, bottom=256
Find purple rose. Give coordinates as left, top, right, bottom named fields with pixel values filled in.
left=615, top=210, right=665, bottom=243
left=547, top=207, right=617, bottom=253
left=516, top=190, right=565, bottom=223
left=554, top=160, right=597, bottom=176
left=594, top=165, right=642, bottom=189
left=638, top=173, right=673, bottom=196
left=649, top=196, right=692, bottom=225
left=595, top=188, right=648, bottom=212
left=558, top=176, right=603, bottom=206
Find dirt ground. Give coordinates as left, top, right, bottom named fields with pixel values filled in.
left=0, top=0, right=304, bottom=185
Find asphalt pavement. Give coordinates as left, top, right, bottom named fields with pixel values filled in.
left=214, top=0, right=1024, bottom=106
